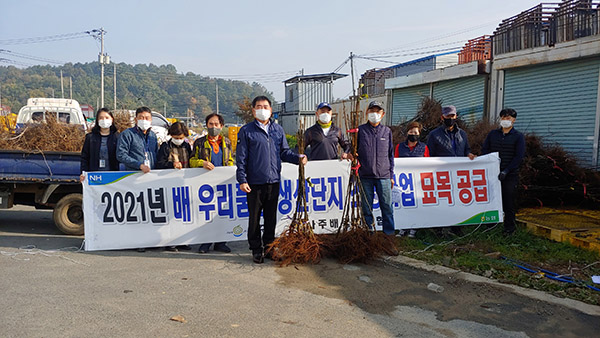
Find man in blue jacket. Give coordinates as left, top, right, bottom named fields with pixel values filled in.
left=236, top=96, right=307, bottom=264
left=357, top=100, right=396, bottom=237
left=117, top=106, right=158, bottom=172
left=116, top=106, right=158, bottom=252
left=481, top=108, right=525, bottom=235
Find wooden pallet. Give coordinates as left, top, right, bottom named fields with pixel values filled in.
left=517, top=218, right=600, bottom=252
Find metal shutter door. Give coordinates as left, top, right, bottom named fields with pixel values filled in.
left=503, top=57, right=600, bottom=168
left=391, top=84, right=430, bottom=125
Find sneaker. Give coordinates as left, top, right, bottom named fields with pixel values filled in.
left=408, top=229, right=417, bottom=238
left=177, top=245, right=192, bottom=250
left=164, top=246, right=178, bottom=252
left=213, top=243, right=231, bottom=253
left=137, top=248, right=146, bottom=253
left=396, top=230, right=406, bottom=237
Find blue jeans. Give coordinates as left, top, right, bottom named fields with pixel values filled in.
left=360, top=177, right=395, bottom=235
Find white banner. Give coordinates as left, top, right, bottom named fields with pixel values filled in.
left=83, top=153, right=503, bottom=251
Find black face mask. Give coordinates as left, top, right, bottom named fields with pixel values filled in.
left=443, top=118, right=455, bottom=127
left=407, top=134, right=419, bottom=142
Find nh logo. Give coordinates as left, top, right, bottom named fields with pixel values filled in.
left=89, top=174, right=103, bottom=182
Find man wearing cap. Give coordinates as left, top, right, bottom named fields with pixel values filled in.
left=357, top=101, right=396, bottom=238
left=481, top=108, right=525, bottom=235
left=427, top=105, right=475, bottom=236
left=304, top=102, right=351, bottom=161
left=427, top=105, right=476, bottom=159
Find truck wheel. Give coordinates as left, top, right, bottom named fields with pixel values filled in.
left=53, top=193, right=84, bottom=235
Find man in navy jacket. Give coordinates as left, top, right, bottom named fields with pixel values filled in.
left=427, top=105, right=476, bottom=159
left=357, top=101, right=396, bottom=236
left=236, top=96, right=307, bottom=264
left=482, top=108, right=525, bottom=235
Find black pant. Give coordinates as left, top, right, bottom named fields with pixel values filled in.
left=247, top=183, right=280, bottom=254
left=501, top=174, right=519, bottom=232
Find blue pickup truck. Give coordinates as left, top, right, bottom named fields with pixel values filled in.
left=0, top=150, right=83, bottom=235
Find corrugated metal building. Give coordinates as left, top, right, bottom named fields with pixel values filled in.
left=489, top=1, right=600, bottom=168
left=360, top=51, right=459, bottom=98
left=279, top=73, right=347, bottom=134
left=385, top=60, right=489, bottom=125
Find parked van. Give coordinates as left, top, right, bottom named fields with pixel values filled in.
left=16, top=98, right=87, bottom=130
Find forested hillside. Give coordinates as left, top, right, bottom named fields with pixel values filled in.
left=0, top=62, right=274, bottom=122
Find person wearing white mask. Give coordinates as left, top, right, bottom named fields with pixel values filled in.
left=357, top=101, right=397, bottom=244
left=80, top=108, right=120, bottom=182
left=236, top=96, right=307, bottom=264
left=116, top=106, right=158, bottom=173
left=157, top=122, right=192, bottom=169
left=304, top=102, right=351, bottom=161
left=481, top=108, right=525, bottom=236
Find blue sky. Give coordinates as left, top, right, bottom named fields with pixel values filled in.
left=1, top=0, right=542, bottom=102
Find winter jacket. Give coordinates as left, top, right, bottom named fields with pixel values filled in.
left=394, top=141, right=429, bottom=157
left=481, top=127, right=525, bottom=175
left=356, top=122, right=394, bottom=179
left=427, top=125, right=471, bottom=157
left=304, top=123, right=350, bottom=160
left=190, top=135, right=234, bottom=168
left=80, top=131, right=120, bottom=172
left=236, top=120, right=300, bottom=185
left=156, top=140, right=193, bottom=169
left=116, top=127, right=158, bottom=170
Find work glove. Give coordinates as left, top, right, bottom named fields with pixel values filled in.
left=498, top=171, right=507, bottom=181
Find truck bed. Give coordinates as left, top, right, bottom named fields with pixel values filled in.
left=0, top=150, right=81, bottom=183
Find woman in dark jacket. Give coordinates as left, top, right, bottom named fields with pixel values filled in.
left=156, top=122, right=192, bottom=169
left=80, top=108, right=119, bottom=181
left=156, top=122, right=193, bottom=251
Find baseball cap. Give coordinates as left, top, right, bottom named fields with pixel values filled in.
left=442, top=105, right=457, bottom=117
left=368, top=100, right=384, bottom=110
left=317, top=102, right=332, bottom=110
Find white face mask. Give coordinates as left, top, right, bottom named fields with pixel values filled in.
left=137, top=119, right=152, bottom=131
left=98, top=119, right=112, bottom=129
left=318, top=113, right=332, bottom=124
left=171, top=138, right=185, bottom=146
left=500, top=120, right=513, bottom=128
left=254, top=109, right=271, bottom=121
left=368, top=112, right=382, bottom=124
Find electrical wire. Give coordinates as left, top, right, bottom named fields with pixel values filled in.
left=0, top=30, right=99, bottom=45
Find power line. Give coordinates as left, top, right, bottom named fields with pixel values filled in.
left=0, top=30, right=99, bottom=45
left=0, top=49, right=66, bottom=65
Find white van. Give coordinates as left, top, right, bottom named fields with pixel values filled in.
left=16, top=98, right=87, bottom=130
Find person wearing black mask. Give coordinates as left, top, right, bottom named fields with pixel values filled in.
left=427, top=105, right=475, bottom=237
left=190, top=113, right=234, bottom=254
left=481, top=108, right=525, bottom=236
left=394, top=121, right=429, bottom=238
left=427, top=105, right=476, bottom=159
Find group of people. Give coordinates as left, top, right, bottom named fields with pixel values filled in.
left=80, top=96, right=525, bottom=264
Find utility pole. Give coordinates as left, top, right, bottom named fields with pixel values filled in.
left=113, top=63, right=117, bottom=111
left=98, top=28, right=110, bottom=108
left=69, top=77, right=72, bottom=99
left=60, top=70, right=64, bottom=98
left=350, top=52, right=356, bottom=99
left=215, top=83, right=219, bottom=114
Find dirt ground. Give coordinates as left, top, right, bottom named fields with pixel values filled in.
left=276, top=258, right=600, bottom=338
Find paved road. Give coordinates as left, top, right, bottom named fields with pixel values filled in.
left=1, top=206, right=599, bottom=337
